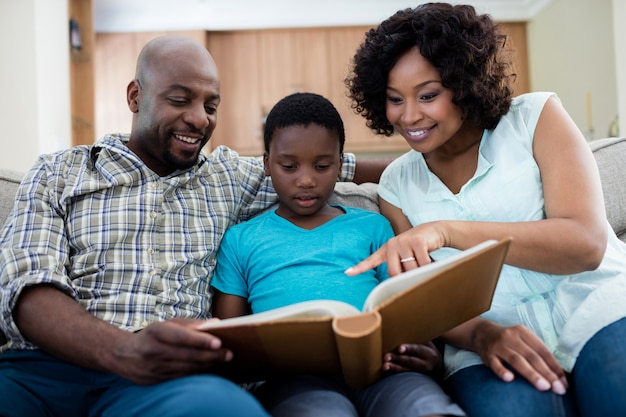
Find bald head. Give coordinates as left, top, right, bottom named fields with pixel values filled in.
left=135, top=35, right=218, bottom=85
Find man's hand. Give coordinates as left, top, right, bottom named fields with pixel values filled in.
left=108, top=319, right=233, bottom=385
left=15, top=285, right=232, bottom=386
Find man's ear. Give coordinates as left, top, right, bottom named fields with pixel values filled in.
left=263, top=152, right=270, bottom=177
left=127, top=79, right=140, bottom=113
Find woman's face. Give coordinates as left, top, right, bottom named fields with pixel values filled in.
left=385, top=47, right=465, bottom=153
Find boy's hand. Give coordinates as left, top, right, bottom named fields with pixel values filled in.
left=382, top=341, right=442, bottom=375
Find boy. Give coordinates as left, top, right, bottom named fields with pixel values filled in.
left=211, top=92, right=464, bottom=417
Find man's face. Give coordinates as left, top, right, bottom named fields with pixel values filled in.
left=127, top=45, right=220, bottom=176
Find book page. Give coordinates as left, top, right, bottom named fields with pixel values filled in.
left=362, top=240, right=498, bottom=312
left=199, top=299, right=360, bottom=330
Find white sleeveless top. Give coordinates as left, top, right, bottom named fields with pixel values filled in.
left=379, top=92, right=626, bottom=376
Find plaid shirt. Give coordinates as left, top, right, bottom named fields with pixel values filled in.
left=0, top=134, right=356, bottom=351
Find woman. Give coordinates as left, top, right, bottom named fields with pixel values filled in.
left=344, top=3, right=626, bottom=417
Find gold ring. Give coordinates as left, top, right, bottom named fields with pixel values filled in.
left=400, top=256, right=416, bottom=263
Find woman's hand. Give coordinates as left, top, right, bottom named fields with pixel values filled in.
left=382, top=341, right=443, bottom=376
left=467, top=320, right=568, bottom=395
left=346, top=221, right=448, bottom=277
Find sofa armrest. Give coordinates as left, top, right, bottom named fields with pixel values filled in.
left=0, top=168, right=23, bottom=229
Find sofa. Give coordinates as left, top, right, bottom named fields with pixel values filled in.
left=333, top=137, right=626, bottom=242
left=0, top=137, right=625, bottom=356
left=1, top=137, right=626, bottom=242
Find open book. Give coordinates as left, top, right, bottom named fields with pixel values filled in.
left=200, top=238, right=511, bottom=388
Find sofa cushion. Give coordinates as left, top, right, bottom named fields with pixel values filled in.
left=1, top=137, right=624, bottom=242
left=330, top=182, right=379, bottom=212
left=0, top=169, right=22, bottom=228
left=0, top=167, right=381, bottom=228
left=589, top=137, right=626, bottom=241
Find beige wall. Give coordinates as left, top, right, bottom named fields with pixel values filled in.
left=0, top=0, right=71, bottom=172
left=528, top=0, right=617, bottom=140
left=614, top=0, right=626, bottom=134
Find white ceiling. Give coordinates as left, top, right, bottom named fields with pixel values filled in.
left=93, top=0, right=553, bottom=33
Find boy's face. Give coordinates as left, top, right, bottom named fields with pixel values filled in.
left=264, top=123, right=343, bottom=221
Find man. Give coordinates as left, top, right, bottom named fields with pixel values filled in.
left=0, top=35, right=384, bottom=417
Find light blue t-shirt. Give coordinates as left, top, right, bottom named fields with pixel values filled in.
left=211, top=205, right=394, bottom=313
left=379, top=92, right=626, bottom=376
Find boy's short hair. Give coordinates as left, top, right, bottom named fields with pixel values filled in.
left=263, top=92, right=345, bottom=153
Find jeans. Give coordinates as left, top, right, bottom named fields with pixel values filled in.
left=446, top=317, right=626, bottom=417
left=572, top=317, right=626, bottom=416
left=252, top=372, right=465, bottom=417
left=0, top=349, right=270, bottom=417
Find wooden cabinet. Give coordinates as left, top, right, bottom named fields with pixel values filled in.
left=500, top=22, right=530, bottom=96
left=95, top=23, right=528, bottom=156
left=208, top=28, right=347, bottom=155
left=69, top=0, right=96, bottom=146
left=208, top=27, right=411, bottom=156
left=207, top=23, right=528, bottom=157
left=205, top=31, right=263, bottom=154
left=258, top=29, right=330, bottom=112
left=326, top=28, right=410, bottom=155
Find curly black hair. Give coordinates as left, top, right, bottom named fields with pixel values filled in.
left=263, top=92, right=345, bottom=153
left=345, top=2, right=515, bottom=136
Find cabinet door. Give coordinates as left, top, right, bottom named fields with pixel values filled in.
left=327, top=27, right=410, bottom=155
left=95, top=33, right=137, bottom=140
left=500, top=22, right=530, bottom=95
left=258, top=29, right=330, bottom=117
left=207, top=32, right=264, bottom=155
left=70, top=0, right=96, bottom=146
left=95, top=24, right=528, bottom=158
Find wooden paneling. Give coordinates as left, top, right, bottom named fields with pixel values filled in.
left=94, top=33, right=137, bottom=138
left=93, top=23, right=528, bottom=156
left=258, top=29, right=330, bottom=110
left=206, top=27, right=411, bottom=156
left=326, top=28, right=410, bottom=155
left=501, top=22, right=530, bottom=95
left=69, top=0, right=95, bottom=146
left=207, top=32, right=263, bottom=154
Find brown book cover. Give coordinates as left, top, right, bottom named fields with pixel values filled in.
left=200, top=238, right=512, bottom=388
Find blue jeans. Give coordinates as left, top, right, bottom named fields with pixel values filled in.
left=571, top=317, right=626, bottom=416
left=252, top=372, right=465, bottom=417
left=446, top=317, right=626, bottom=417
left=0, top=349, right=270, bottom=417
